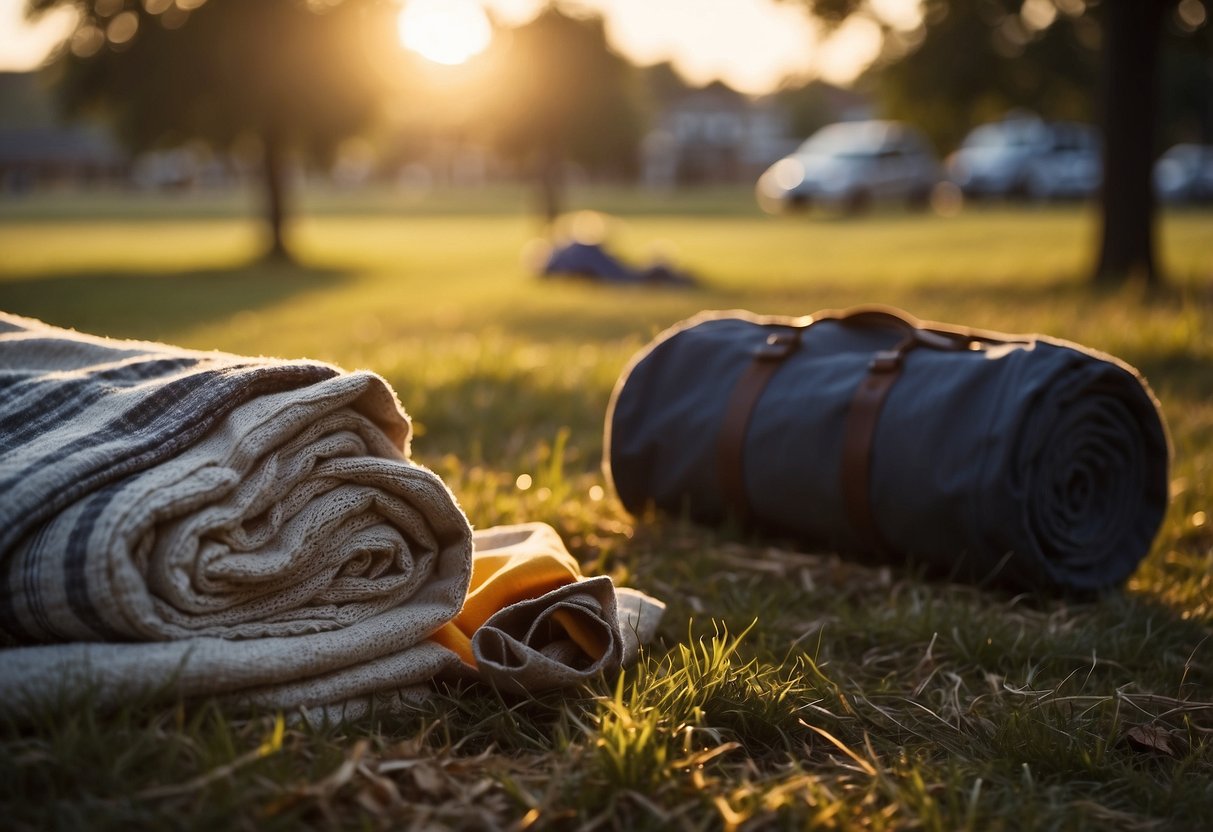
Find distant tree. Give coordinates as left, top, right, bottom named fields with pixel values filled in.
left=483, top=8, right=645, bottom=223
left=28, top=0, right=393, bottom=261
left=804, top=0, right=1203, bottom=287
left=640, top=61, right=695, bottom=112
left=1092, top=1, right=1170, bottom=286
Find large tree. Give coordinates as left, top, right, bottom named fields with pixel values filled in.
left=28, top=0, right=394, bottom=261
left=1092, top=0, right=1170, bottom=286
left=808, top=0, right=1196, bottom=287
left=482, top=7, right=645, bottom=223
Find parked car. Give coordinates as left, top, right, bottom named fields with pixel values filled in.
left=1024, top=122, right=1101, bottom=200
left=1154, top=144, right=1213, bottom=204
left=946, top=117, right=1049, bottom=198
left=948, top=117, right=1101, bottom=200
left=756, top=120, right=941, bottom=214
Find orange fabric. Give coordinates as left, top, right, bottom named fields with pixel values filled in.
left=549, top=607, right=610, bottom=659
left=432, top=526, right=608, bottom=668
left=430, top=620, right=476, bottom=665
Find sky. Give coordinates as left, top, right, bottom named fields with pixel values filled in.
left=0, top=0, right=922, bottom=94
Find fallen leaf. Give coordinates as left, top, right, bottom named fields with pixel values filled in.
left=1124, top=725, right=1187, bottom=758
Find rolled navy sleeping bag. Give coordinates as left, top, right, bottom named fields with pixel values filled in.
left=604, top=306, right=1170, bottom=593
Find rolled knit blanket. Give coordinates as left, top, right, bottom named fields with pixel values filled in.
left=0, top=313, right=662, bottom=719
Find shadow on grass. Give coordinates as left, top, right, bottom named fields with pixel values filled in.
left=697, top=275, right=1109, bottom=317
left=876, top=274, right=1212, bottom=310
left=499, top=273, right=1206, bottom=338
left=1131, top=350, right=1213, bottom=404
left=0, top=261, right=351, bottom=342
left=511, top=275, right=1213, bottom=400
left=495, top=275, right=1131, bottom=345
left=397, top=368, right=611, bottom=469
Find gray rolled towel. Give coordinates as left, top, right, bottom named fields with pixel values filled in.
left=605, top=307, right=1170, bottom=593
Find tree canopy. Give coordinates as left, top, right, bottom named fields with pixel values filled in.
left=802, top=0, right=1206, bottom=286
left=30, top=0, right=396, bottom=259
left=480, top=7, right=645, bottom=221
left=872, top=0, right=1100, bottom=153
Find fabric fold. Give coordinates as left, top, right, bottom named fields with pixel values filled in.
left=0, top=314, right=662, bottom=718
left=437, top=523, right=665, bottom=693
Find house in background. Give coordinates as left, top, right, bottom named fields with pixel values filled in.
left=0, top=72, right=128, bottom=192
left=642, top=81, right=792, bottom=189
left=640, top=69, right=875, bottom=190
left=0, top=127, right=127, bottom=191
left=0, top=66, right=877, bottom=195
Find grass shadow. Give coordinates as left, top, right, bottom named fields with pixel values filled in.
left=0, top=261, right=351, bottom=342
left=397, top=368, right=611, bottom=470
left=497, top=276, right=1102, bottom=347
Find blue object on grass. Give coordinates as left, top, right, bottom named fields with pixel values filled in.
left=542, top=242, right=695, bottom=286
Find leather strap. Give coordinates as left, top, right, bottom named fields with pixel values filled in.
left=717, top=327, right=802, bottom=523
left=838, top=315, right=1009, bottom=554
left=841, top=339, right=913, bottom=555
left=716, top=307, right=1017, bottom=546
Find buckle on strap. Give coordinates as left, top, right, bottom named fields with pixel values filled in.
left=869, top=327, right=979, bottom=372
left=869, top=333, right=917, bottom=372
left=869, top=349, right=904, bottom=372
left=754, top=329, right=802, bottom=360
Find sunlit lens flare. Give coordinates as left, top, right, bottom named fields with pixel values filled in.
left=770, top=157, right=805, bottom=191
left=397, top=0, right=491, bottom=66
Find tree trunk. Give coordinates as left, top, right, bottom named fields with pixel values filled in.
left=1094, top=1, right=1169, bottom=286
left=261, top=130, right=292, bottom=262
left=536, top=141, right=563, bottom=225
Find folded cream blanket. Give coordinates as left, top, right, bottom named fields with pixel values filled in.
left=0, top=313, right=661, bottom=720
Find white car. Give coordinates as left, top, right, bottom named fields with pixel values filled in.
left=1155, top=144, right=1213, bottom=204
left=949, top=118, right=1101, bottom=200
left=757, top=120, right=941, bottom=214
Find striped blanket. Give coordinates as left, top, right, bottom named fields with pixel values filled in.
left=0, top=313, right=661, bottom=719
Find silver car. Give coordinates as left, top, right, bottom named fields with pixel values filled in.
left=948, top=117, right=1101, bottom=200
left=1155, top=144, right=1213, bottom=204
left=757, top=120, right=941, bottom=214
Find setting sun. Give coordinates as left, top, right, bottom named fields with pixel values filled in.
left=397, top=0, right=492, bottom=66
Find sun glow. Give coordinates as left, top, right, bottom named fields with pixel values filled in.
left=397, top=0, right=492, bottom=66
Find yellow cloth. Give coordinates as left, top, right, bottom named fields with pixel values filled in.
left=430, top=524, right=609, bottom=667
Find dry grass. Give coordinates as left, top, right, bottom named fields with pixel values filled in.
left=1, top=187, right=1210, bottom=830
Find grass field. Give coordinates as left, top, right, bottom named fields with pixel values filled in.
left=1, top=187, right=1211, bottom=830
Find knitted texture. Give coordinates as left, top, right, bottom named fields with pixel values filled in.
left=0, top=312, right=472, bottom=715
left=0, top=314, right=664, bottom=719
